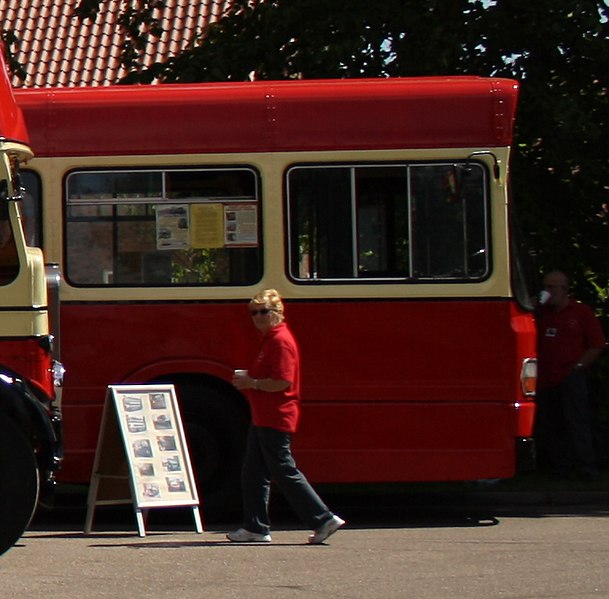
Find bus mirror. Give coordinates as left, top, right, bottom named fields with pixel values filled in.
left=0, top=177, right=24, bottom=205
left=11, top=172, right=23, bottom=201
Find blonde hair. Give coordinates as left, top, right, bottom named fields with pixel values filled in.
left=250, top=288, right=285, bottom=324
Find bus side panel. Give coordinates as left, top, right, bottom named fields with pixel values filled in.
left=292, top=299, right=529, bottom=404
left=57, top=298, right=534, bottom=484
left=294, top=402, right=516, bottom=481
left=291, top=299, right=533, bottom=482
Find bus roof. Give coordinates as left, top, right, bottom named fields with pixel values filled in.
left=0, top=52, right=29, bottom=147
left=15, top=77, right=518, bottom=157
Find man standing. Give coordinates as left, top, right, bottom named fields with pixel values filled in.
left=535, top=270, right=606, bottom=479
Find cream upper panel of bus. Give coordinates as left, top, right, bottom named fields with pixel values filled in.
left=0, top=142, right=49, bottom=337
left=29, top=147, right=514, bottom=303
left=0, top=197, right=49, bottom=336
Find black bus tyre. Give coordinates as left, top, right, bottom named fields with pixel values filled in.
left=171, top=379, right=249, bottom=521
left=0, top=417, right=39, bottom=555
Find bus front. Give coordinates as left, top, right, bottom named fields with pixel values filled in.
left=0, top=50, right=63, bottom=554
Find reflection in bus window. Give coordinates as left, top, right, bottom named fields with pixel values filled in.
left=287, top=162, right=488, bottom=282
left=19, top=170, right=43, bottom=248
left=410, top=164, right=488, bottom=279
left=64, top=168, right=262, bottom=287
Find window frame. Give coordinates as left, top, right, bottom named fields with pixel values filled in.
left=63, top=165, right=263, bottom=288
left=285, top=160, right=491, bottom=285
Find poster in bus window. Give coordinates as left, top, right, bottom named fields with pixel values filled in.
left=224, top=204, right=258, bottom=247
left=155, top=204, right=190, bottom=250
left=112, top=386, right=198, bottom=507
left=189, top=202, right=258, bottom=248
left=190, top=203, right=224, bottom=248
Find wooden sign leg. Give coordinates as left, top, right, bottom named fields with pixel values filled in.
left=84, top=473, right=100, bottom=534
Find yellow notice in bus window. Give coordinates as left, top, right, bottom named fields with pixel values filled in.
left=190, top=203, right=224, bottom=249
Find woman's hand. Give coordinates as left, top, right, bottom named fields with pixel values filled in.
left=232, top=371, right=255, bottom=390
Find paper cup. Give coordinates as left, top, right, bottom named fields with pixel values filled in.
left=539, top=290, right=551, bottom=305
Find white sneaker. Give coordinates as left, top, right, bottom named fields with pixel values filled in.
left=226, top=528, right=272, bottom=543
left=308, top=515, right=345, bottom=544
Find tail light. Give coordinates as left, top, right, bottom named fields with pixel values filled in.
left=520, top=358, right=537, bottom=397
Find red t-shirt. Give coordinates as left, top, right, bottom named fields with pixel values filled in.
left=247, top=322, right=301, bottom=433
left=537, top=298, right=606, bottom=388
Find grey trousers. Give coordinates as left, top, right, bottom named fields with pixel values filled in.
left=241, top=425, right=333, bottom=534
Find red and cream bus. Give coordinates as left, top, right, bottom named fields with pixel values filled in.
left=15, top=77, right=536, bottom=515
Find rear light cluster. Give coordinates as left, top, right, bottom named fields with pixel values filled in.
left=520, top=358, right=537, bottom=397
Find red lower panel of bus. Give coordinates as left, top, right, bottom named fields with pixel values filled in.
left=0, top=338, right=54, bottom=398
left=293, top=401, right=516, bottom=481
left=57, top=298, right=536, bottom=484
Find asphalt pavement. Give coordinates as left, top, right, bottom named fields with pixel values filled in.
left=2, top=471, right=606, bottom=599
left=7, top=493, right=609, bottom=599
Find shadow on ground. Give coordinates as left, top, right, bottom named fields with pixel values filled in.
left=30, top=466, right=609, bottom=534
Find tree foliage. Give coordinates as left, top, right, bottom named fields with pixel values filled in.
left=74, top=0, right=165, bottom=72
left=467, top=1, right=609, bottom=305
left=1, top=30, right=26, bottom=83
left=139, top=0, right=483, bottom=82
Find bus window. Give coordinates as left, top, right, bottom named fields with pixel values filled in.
left=64, top=167, right=262, bottom=286
left=410, top=163, right=488, bottom=279
left=20, top=170, right=43, bottom=248
left=287, top=162, right=488, bottom=282
left=0, top=179, right=18, bottom=284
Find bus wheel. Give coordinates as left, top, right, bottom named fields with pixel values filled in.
left=0, top=417, right=39, bottom=555
left=176, top=381, right=249, bottom=521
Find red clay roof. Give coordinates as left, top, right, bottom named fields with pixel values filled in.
left=2, top=0, right=236, bottom=87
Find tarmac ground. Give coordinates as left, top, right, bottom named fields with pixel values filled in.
left=8, top=473, right=609, bottom=599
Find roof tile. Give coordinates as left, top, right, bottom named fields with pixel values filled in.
left=1, top=0, right=237, bottom=86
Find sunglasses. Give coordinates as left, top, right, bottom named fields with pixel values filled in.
left=250, top=308, right=273, bottom=316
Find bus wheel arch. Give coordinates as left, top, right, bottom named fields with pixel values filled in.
left=150, top=373, right=249, bottom=521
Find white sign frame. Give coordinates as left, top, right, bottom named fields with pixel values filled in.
left=85, top=384, right=202, bottom=537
